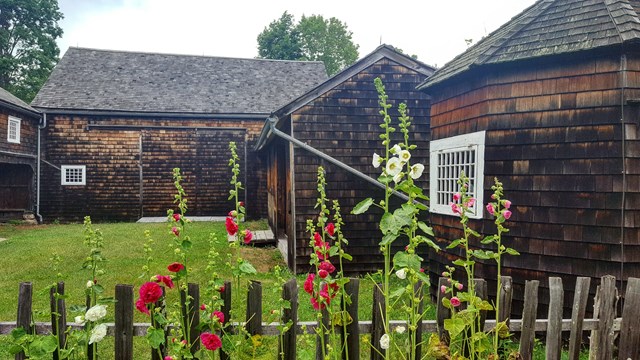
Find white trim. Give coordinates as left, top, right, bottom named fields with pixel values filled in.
left=61, top=165, right=86, bottom=186
left=430, top=131, right=486, bottom=219
left=7, top=116, right=21, bottom=144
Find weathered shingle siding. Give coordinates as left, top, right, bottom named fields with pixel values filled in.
left=291, top=58, right=432, bottom=273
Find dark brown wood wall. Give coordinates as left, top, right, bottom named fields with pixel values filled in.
left=41, top=116, right=266, bottom=221
left=425, top=53, right=630, bottom=314
left=291, top=58, right=432, bottom=273
left=0, top=108, right=39, bottom=159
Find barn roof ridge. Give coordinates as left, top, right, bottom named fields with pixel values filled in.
left=0, top=87, right=39, bottom=117
left=418, top=0, right=640, bottom=91
left=254, top=44, right=436, bottom=151
left=31, top=47, right=328, bottom=115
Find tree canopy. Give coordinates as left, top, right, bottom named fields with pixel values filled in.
left=0, top=0, right=63, bottom=102
left=257, top=12, right=359, bottom=76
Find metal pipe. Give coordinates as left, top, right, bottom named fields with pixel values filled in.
left=35, top=108, right=268, bottom=120
left=620, top=54, right=627, bottom=285
left=86, top=124, right=246, bottom=131
left=266, top=117, right=412, bottom=202
left=0, top=149, right=37, bottom=159
left=35, top=112, right=47, bottom=223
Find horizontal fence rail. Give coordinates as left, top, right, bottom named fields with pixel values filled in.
left=1, top=275, right=639, bottom=360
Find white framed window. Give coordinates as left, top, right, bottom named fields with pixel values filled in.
left=7, top=116, right=20, bottom=144
left=61, top=165, right=87, bottom=186
left=430, top=131, right=486, bottom=219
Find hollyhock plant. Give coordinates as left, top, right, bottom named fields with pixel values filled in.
left=372, top=153, right=383, bottom=168
left=211, top=310, right=224, bottom=323
left=139, top=281, right=163, bottom=304
left=136, top=298, right=150, bottom=315
left=450, top=297, right=461, bottom=307
left=325, top=222, right=335, bottom=237
left=243, top=229, right=253, bottom=244
left=153, top=275, right=175, bottom=289
left=171, top=226, right=180, bottom=237
left=172, top=213, right=181, bottom=222
left=225, top=216, right=238, bottom=236
left=200, top=332, right=222, bottom=351
left=167, top=262, right=185, bottom=273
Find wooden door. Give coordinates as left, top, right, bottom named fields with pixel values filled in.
left=0, top=163, right=32, bottom=211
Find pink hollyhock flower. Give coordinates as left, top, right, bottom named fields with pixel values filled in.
left=200, top=332, right=222, bottom=351
left=200, top=304, right=206, bottom=311
left=491, top=194, right=497, bottom=199
left=313, top=232, right=323, bottom=246
left=442, top=271, right=449, bottom=277
left=440, top=285, right=447, bottom=294
left=450, top=203, right=461, bottom=215
left=211, top=310, right=224, bottom=323
left=243, top=229, right=253, bottom=244
left=465, top=198, right=476, bottom=208
left=171, top=226, right=180, bottom=237
left=304, top=273, right=315, bottom=294
left=172, top=214, right=181, bottom=222
left=319, top=261, right=336, bottom=274
left=310, top=297, right=325, bottom=310
left=319, top=284, right=332, bottom=304
left=153, top=275, right=175, bottom=289
left=136, top=298, right=150, bottom=315
left=218, top=285, right=225, bottom=293
left=318, top=269, right=329, bottom=279
left=164, top=356, right=174, bottom=360
left=225, top=216, right=238, bottom=236
left=167, top=262, right=185, bottom=273
left=503, top=210, right=512, bottom=220
left=239, top=201, right=245, bottom=207
left=329, top=282, right=339, bottom=295
left=139, top=282, right=163, bottom=304
left=452, top=193, right=461, bottom=202
left=486, top=203, right=495, bottom=215
left=450, top=297, right=461, bottom=307
left=504, top=200, right=512, bottom=209
left=419, top=268, right=425, bottom=273
left=325, top=223, right=335, bottom=237
left=228, top=210, right=236, bottom=217
left=456, top=283, right=464, bottom=290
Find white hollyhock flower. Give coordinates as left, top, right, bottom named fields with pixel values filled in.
left=372, top=153, right=383, bottom=168
left=74, top=316, right=85, bottom=326
left=89, top=323, right=107, bottom=344
left=395, top=326, right=406, bottom=334
left=398, top=150, right=411, bottom=163
left=86, top=280, right=93, bottom=289
left=409, top=163, right=425, bottom=180
left=386, top=157, right=402, bottom=176
left=396, top=268, right=407, bottom=279
left=85, top=305, right=107, bottom=322
left=390, top=144, right=402, bottom=154
left=379, top=333, right=390, bottom=349
left=393, top=173, right=403, bottom=184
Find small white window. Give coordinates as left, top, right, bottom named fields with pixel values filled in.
left=7, top=116, right=20, bottom=144
left=430, top=131, right=486, bottom=219
left=61, top=165, right=86, bottom=186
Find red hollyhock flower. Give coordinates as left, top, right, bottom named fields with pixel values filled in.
left=153, top=275, right=175, bottom=289
left=211, top=310, right=225, bottom=323
left=139, top=282, right=163, bottom=304
left=310, top=297, right=322, bottom=310
left=172, top=213, right=181, bottom=222
left=304, top=273, right=315, bottom=294
left=200, top=332, right=222, bottom=351
left=200, top=304, right=206, bottom=311
left=136, top=297, right=150, bottom=315
left=239, top=201, right=245, bottom=207
left=225, top=216, right=238, bottom=236
left=228, top=210, right=236, bottom=217
left=243, top=229, right=253, bottom=244
left=319, top=261, right=336, bottom=274
left=325, top=223, right=335, bottom=237
left=319, top=285, right=332, bottom=305
left=171, top=226, right=180, bottom=237
left=318, top=269, right=329, bottom=279
left=217, top=285, right=226, bottom=293
left=167, top=262, right=185, bottom=273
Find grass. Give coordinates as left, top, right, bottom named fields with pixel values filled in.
left=0, top=220, right=438, bottom=359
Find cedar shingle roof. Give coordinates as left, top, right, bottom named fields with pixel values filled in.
left=0, top=87, right=39, bottom=117
left=418, top=0, right=640, bottom=90
left=31, top=47, right=328, bottom=115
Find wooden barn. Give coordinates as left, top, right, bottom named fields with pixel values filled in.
left=30, top=47, right=327, bottom=221
left=417, top=0, right=640, bottom=311
left=255, top=45, right=435, bottom=272
left=0, top=87, right=41, bottom=222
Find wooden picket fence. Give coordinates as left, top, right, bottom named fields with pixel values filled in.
left=1, top=275, right=640, bottom=360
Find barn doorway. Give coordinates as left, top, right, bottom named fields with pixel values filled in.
left=0, top=163, right=33, bottom=220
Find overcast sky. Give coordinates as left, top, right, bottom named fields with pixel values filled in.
left=57, top=0, right=537, bottom=68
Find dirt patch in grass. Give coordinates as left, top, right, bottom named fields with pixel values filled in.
left=239, top=246, right=285, bottom=273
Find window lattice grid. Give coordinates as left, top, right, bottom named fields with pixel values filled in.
left=64, top=168, right=84, bottom=184
left=8, top=118, right=19, bottom=142
left=435, top=149, right=477, bottom=207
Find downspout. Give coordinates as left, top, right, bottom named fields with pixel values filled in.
left=620, top=54, right=627, bottom=285
left=289, top=117, right=297, bottom=274
left=36, top=112, right=47, bottom=223
left=265, top=117, right=413, bottom=202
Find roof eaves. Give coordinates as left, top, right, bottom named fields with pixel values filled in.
left=605, top=0, right=640, bottom=42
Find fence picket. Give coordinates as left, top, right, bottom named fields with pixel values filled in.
left=370, top=283, right=385, bottom=360
left=519, top=280, right=539, bottom=360
left=220, top=280, right=232, bottom=360
left=618, top=277, right=640, bottom=359
left=114, top=284, right=134, bottom=360
left=15, top=282, right=32, bottom=360
left=567, top=277, right=590, bottom=360
left=342, top=278, right=359, bottom=360
left=180, top=283, right=200, bottom=355
left=280, top=279, right=297, bottom=360
left=589, top=275, right=617, bottom=360
left=498, top=276, right=513, bottom=324
left=246, top=280, right=262, bottom=335
left=474, top=278, right=488, bottom=330
left=49, top=281, right=66, bottom=360
left=436, top=277, right=450, bottom=342
left=545, top=277, right=563, bottom=360
left=411, top=280, right=424, bottom=360
left=151, top=287, right=167, bottom=360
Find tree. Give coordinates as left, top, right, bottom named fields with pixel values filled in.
left=257, top=11, right=302, bottom=61
left=0, top=0, right=63, bottom=102
left=257, top=12, right=359, bottom=76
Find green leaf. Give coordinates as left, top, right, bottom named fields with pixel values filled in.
left=392, top=207, right=412, bottom=228
left=481, top=235, right=496, bottom=244
left=379, top=233, right=397, bottom=246
left=505, top=248, right=520, bottom=256
left=390, top=286, right=406, bottom=299
left=416, top=270, right=430, bottom=284
left=329, top=246, right=339, bottom=257
left=181, top=239, right=193, bottom=250
left=393, top=251, right=422, bottom=271
left=377, top=174, right=393, bottom=184
left=380, top=212, right=397, bottom=235
left=444, top=317, right=466, bottom=338
left=418, top=222, right=434, bottom=236
left=351, top=198, right=373, bottom=215
left=341, top=253, right=353, bottom=261
left=92, top=284, right=104, bottom=294
left=447, top=239, right=463, bottom=249
left=29, top=335, right=58, bottom=356
left=146, top=327, right=166, bottom=349
left=10, top=327, right=27, bottom=340
left=239, top=260, right=257, bottom=275
left=416, top=235, right=441, bottom=251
